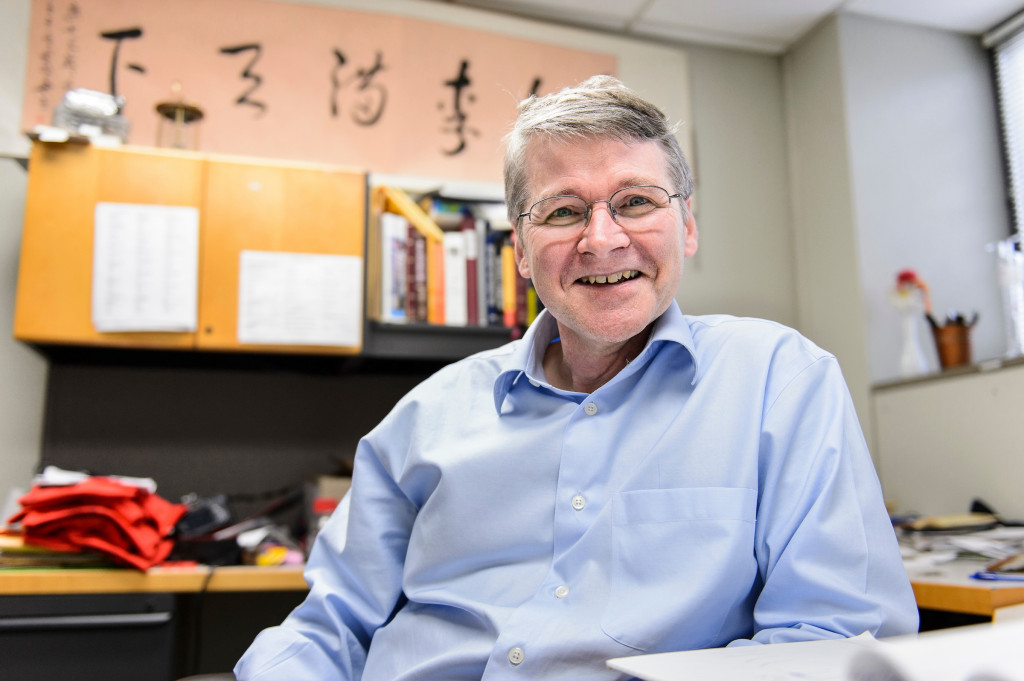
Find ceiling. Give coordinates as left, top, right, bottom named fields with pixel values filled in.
left=427, top=0, right=1024, bottom=53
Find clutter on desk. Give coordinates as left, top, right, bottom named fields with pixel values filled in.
left=171, top=484, right=306, bottom=566
left=4, top=466, right=186, bottom=570
left=896, top=500, right=1024, bottom=581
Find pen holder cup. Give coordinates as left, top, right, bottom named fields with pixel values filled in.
left=932, top=324, right=972, bottom=370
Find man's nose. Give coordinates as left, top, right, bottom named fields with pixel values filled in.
left=580, top=201, right=629, bottom=255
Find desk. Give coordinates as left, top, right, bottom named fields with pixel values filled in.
left=905, top=559, right=1024, bottom=617
left=0, top=564, right=308, bottom=595
left=4, top=561, right=1023, bottom=617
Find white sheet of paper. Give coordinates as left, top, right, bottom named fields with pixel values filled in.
left=237, top=250, right=363, bottom=347
left=607, top=634, right=879, bottom=681
left=92, top=202, right=199, bottom=332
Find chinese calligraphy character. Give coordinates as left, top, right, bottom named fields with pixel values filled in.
left=220, top=43, right=267, bottom=116
left=36, top=1, right=55, bottom=112
left=439, top=59, right=478, bottom=156
left=60, top=3, right=81, bottom=95
left=100, top=27, right=145, bottom=99
left=529, top=77, right=542, bottom=97
left=330, top=49, right=388, bottom=126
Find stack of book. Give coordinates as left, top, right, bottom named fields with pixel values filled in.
left=370, top=186, right=542, bottom=330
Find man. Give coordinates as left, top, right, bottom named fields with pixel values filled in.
left=235, top=75, right=918, bottom=681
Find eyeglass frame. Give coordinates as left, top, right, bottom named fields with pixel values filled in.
left=516, top=185, right=684, bottom=229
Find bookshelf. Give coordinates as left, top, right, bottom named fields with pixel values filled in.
left=365, top=174, right=539, bottom=361
left=363, top=320, right=515, bottom=360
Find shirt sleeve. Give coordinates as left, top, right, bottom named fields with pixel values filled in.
left=732, top=354, right=919, bottom=646
left=234, top=431, right=418, bottom=680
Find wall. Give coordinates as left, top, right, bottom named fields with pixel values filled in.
left=840, top=13, right=1011, bottom=383
left=782, top=18, right=876, bottom=445
left=684, top=45, right=798, bottom=327
left=0, top=0, right=45, bottom=514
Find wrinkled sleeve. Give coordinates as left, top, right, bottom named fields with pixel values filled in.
left=731, top=355, right=918, bottom=646
left=234, top=429, right=417, bottom=680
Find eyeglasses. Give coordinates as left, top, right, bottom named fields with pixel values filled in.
left=517, top=185, right=683, bottom=229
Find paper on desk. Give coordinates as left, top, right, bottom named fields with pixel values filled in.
left=609, top=623, right=1024, bottom=681
left=92, top=202, right=199, bottom=332
left=848, top=620, right=1024, bottom=681
left=237, top=250, right=362, bottom=347
left=606, top=633, right=878, bottom=681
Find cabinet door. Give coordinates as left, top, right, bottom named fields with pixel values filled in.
left=13, top=144, right=204, bottom=349
left=197, top=159, right=366, bottom=353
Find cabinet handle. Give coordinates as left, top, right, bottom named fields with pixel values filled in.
left=0, top=611, right=172, bottom=630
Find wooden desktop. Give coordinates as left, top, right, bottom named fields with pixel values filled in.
left=3, top=559, right=1023, bottom=620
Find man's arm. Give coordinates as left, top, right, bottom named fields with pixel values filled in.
left=734, top=356, right=918, bottom=645
left=234, top=437, right=417, bottom=680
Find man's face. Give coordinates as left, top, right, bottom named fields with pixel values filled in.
left=514, top=135, right=698, bottom=350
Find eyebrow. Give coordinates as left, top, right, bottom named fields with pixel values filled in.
left=540, top=177, right=660, bottom=200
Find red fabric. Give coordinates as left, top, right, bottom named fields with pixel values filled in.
left=7, top=477, right=187, bottom=570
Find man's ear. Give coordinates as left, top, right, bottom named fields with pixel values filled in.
left=683, top=197, right=698, bottom=258
left=514, top=230, right=531, bottom=278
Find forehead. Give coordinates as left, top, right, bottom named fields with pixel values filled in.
left=523, top=135, right=671, bottom=199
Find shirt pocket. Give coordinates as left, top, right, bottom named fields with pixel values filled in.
left=600, top=487, right=757, bottom=652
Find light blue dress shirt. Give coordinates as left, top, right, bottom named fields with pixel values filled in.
left=235, top=302, right=918, bottom=680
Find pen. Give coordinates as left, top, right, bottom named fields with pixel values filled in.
left=971, top=571, right=1024, bottom=582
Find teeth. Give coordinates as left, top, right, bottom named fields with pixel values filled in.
left=580, top=270, right=639, bottom=285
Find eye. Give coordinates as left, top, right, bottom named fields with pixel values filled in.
left=623, top=194, right=653, bottom=208
left=553, top=206, right=579, bottom=218
left=532, top=197, right=585, bottom=226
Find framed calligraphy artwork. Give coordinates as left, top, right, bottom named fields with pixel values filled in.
left=22, top=0, right=618, bottom=182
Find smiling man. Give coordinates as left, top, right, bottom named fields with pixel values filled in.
left=235, top=76, right=918, bottom=681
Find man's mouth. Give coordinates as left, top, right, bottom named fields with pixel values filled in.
left=577, top=270, right=640, bottom=285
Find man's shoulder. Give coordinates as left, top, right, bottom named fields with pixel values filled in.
left=405, top=337, right=522, bottom=393
left=683, top=314, right=834, bottom=365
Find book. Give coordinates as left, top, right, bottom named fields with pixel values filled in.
left=501, top=240, right=517, bottom=328
left=405, top=224, right=428, bottom=323
left=462, top=213, right=479, bottom=326
left=443, top=230, right=468, bottom=326
left=378, top=212, right=408, bottom=323
left=427, top=237, right=445, bottom=325
left=606, top=622, right=1024, bottom=681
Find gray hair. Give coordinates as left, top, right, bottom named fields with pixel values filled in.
left=503, top=75, right=694, bottom=228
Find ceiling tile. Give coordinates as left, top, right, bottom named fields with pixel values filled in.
left=845, top=0, right=1024, bottom=35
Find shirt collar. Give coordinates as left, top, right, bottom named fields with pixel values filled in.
left=492, top=301, right=700, bottom=414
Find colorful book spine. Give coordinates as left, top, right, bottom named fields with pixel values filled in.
left=379, top=212, right=408, bottom=323
left=427, top=237, right=445, bottom=325
left=462, top=213, right=479, bottom=327
left=501, top=239, right=516, bottom=328
left=443, top=230, right=468, bottom=327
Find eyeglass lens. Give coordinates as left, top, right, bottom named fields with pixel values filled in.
left=529, top=185, right=673, bottom=227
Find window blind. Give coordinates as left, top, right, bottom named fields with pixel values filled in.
left=990, top=18, right=1024, bottom=234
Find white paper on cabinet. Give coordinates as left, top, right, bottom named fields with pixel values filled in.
left=92, top=202, right=200, bottom=332
left=237, top=250, right=363, bottom=347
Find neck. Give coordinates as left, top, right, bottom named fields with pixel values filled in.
left=543, top=325, right=652, bottom=393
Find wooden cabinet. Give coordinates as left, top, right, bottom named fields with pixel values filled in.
left=13, top=144, right=366, bottom=355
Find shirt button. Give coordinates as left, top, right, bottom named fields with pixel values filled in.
left=508, top=647, right=525, bottom=665
left=555, top=585, right=570, bottom=599
left=571, top=494, right=586, bottom=511
left=584, top=402, right=598, bottom=416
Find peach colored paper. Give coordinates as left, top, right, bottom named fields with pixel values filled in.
left=23, top=0, right=617, bottom=182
